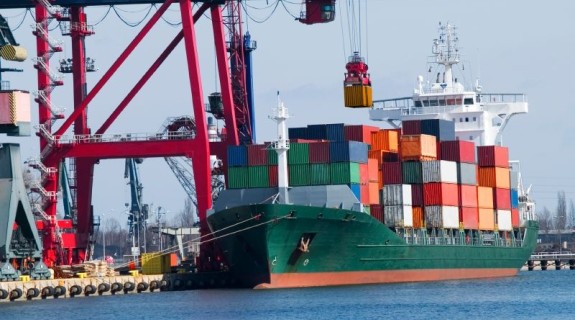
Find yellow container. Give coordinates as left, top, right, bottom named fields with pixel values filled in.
left=344, top=85, right=372, bottom=108
left=141, top=253, right=170, bottom=275
left=371, top=129, right=399, bottom=152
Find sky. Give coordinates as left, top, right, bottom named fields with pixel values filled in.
left=1, top=0, right=573, bottom=226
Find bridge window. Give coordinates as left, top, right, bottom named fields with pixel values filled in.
left=464, top=98, right=474, bottom=105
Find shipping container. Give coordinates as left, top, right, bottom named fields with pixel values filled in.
left=368, top=182, right=379, bottom=205
left=268, top=165, right=278, bottom=187
left=421, top=119, right=456, bottom=141
left=227, top=145, right=247, bottom=167
left=360, top=183, right=370, bottom=204
left=477, top=186, right=494, bottom=208
left=510, top=189, right=519, bottom=208
left=497, top=209, right=512, bottom=231
left=477, top=145, right=509, bottom=168
left=359, top=163, right=369, bottom=184
left=457, top=162, right=477, bottom=185
left=478, top=208, right=495, bottom=230
left=247, top=144, right=268, bottom=166
left=288, top=127, right=309, bottom=140
left=511, top=208, right=520, bottom=228
left=510, top=170, right=519, bottom=189
left=367, top=158, right=379, bottom=182
left=424, top=206, right=459, bottom=229
left=310, top=163, right=330, bottom=185
left=344, top=124, right=380, bottom=144
left=227, top=166, right=248, bottom=189
left=402, top=161, right=423, bottom=184
left=382, top=162, right=402, bottom=184
left=383, top=151, right=400, bottom=162
left=440, top=140, right=476, bottom=163
left=348, top=183, right=361, bottom=200
left=381, top=184, right=412, bottom=206
left=248, top=166, right=269, bottom=188
left=289, top=164, right=310, bottom=186
left=423, top=183, right=459, bottom=206
left=331, top=162, right=360, bottom=184
left=412, top=206, right=424, bottom=229
left=308, top=141, right=330, bottom=163
left=402, top=120, right=421, bottom=135
left=325, top=123, right=345, bottom=141
left=370, top=204, right=384, bottom=223
left=268, top=148, right=278, bottom=165
left=400, top=134, right=437, bottom=161
left=288, top=143, right=310, bottom=164
left=493, top=187, right=511, bottom=209
left=422, top=160, right=458, bottom=183
left=460, top=207, right=479, bottom=230
left=330, top=141, right=369, bottom=163
left=411, top=184, right=424, bottom=207
left=478, top=167, right=510, bottom=189
left=371, top=129, right=399, bottom=152
left=459, top=185, right=478, bottom=207
left=384, top=205, right=413, bottom=227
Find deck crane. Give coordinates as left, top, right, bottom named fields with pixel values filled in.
left=342, top=0, right=372, bottom=108
left=0, top=0, right=339, bottom=270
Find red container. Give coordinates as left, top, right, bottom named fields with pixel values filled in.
left=441, top=140, right=476, bottom=163
left=411, top=184, right=424, bottom=206
left=458, top=185, right=478, bottom=207
left=460, top=207, right=479, bottom=229
left=493, top=187, right=511, bottom=209
left=382, top=162, right=402, bottom=184
left=511, top=208, right=520, bottom=227
left=268, top=165, right=278, bottom=187
left=383, top=151, right=400, bottom=163
left=359, top=163, right=369, bottom=184
left=423, top=182, right=459, bottom=206
left=370, top=204, right=384, bottom=223
left=360, top=183, right=370, bottom=204
left=477, top=145, right=509, bottom=168
left=308, top=141, right=330, bottom=163
left=247, top=144, right=268, bottom=165
left=344, top=125, right=379, bottom=145
left=402, top=120, right=422, bottom=135
left=367, top=158, right=379, bottom=182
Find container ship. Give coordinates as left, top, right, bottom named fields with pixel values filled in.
left=207, top=23, right=538, bottom=289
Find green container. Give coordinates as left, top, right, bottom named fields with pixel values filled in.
left=248, top=166, right=269, bottom=188
left=288, top=143, right=309, bottom=164
left=227, top=166, right=248, bottom=189
left=289, top=164, right=310, bottom=186
left=330, top=162, right=360, bottom=184
left=363, top=205, right=371, bottom=215
left=402, top=161, right=423, bottom=184
left=310, top=163, right=331, bottom=185
left=267, top=148, right=278, bottom=165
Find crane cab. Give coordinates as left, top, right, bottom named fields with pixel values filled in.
left=298, top=0, right=336, bottom=25
left=343, top=52, right=372, bottom=108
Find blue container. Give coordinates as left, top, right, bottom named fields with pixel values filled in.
left=288, top=127, right=310, bottom=140
left=307, top=124, right=328, bottom=140
left=348, top=183, right=361, bottom=201
left=227, top=145, right=247, bottom=167
left=325, top=123, right=345, bottom=141
left=329, top=141, right=368, bottom=163
left=510, top=188, right=519, bottom=208
left=421, top=119, right=455, bottom=141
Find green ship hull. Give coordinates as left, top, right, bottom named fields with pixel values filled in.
left=207, top=203, right=538, bottom=289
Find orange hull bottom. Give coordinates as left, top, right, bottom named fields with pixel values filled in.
left=254, top=268, right=518, bottom=289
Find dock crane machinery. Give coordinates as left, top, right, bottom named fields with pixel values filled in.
left=0, top=0, right=339, bottom=270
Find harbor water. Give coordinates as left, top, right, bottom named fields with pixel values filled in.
left=2, top=271, right=573, bottom=319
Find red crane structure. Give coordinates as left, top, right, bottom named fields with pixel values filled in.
left=0, top=0, right=336, bottom=269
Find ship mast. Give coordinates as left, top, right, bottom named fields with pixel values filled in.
left=432, top=22, right=460, bottom=92
left=269, top=92, right=290, bottom=204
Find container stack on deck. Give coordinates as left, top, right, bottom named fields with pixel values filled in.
left=225, top=119, right=519, bottom=233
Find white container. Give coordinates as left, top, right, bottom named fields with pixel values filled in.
left=497, top=209, right=512, bottom=231
left=384, top=205, right=413, bottom=227
left=422, top=160, right=458, bottom=183
left=424, top=206, right=459, bottom=229
left=381, top=184, right=412, bottom=206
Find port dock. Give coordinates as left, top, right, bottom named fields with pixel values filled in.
left=526, top=253, right=575, bottom=270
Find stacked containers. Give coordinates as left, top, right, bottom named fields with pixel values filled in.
left=477, top=146, right=511, bottom=231
left=442, top=140, right=478, bottom=229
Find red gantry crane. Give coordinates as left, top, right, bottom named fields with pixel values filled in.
left=0, top=0, right=337, bottom=270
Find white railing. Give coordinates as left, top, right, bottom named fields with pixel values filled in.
left=54, top=130, right=194, bottom=145
left=33, top=57, right=63, bottom=84
left=32, top=23, right=63, bottom=51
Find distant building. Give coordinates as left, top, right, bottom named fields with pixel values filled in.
left=536, top=229, right=575, bottom=252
